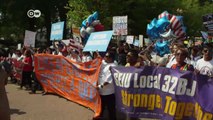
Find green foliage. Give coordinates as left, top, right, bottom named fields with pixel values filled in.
left=0, top=0, right=212, bottom=45
left=177, top=0, right=213, bottom=35
left=66, top=0, right=212, bottom=37
left=66, top=0, right=91, bottom=27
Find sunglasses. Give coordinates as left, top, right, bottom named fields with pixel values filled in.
left=203, top=49, right=210, bottom=53
left=175, top=53, right=185, bottom=56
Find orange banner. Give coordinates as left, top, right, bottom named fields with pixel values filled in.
left=34, top=54, right=102, bottom=118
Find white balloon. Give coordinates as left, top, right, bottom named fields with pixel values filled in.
left=160, top=29, right=176, bottom=38
left=80, top=27, right=87, bottom=38
left=86, top=26, right=95, bottom=34
left=91, top=20, right=100, bottom=27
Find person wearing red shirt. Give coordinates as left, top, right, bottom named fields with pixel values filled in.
left=21, top=49, right=33, bottom=89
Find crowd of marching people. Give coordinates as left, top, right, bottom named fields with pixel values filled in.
left=0, top=39, right=213, bottom=120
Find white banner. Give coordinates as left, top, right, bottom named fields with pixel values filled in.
left=24, top=30, right=36, bottom=47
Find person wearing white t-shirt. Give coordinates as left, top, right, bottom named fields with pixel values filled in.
left=187, top=46, right=201, bottom=67
left=97, top=52, right=117, bottom=120
left=195, top=43, right=213, bottom=77
left=82, top=52, right=92, bottom=63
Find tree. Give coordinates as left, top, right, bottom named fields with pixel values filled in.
left=178, top=0, right=213, bottom=36
left=0, top=0, right=69, bottom=47
left=66, top=0, right=212, bottom=37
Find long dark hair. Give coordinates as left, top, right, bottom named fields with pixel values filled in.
left=24, top=49, right=32, bottom=57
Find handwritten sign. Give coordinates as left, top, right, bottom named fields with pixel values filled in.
left=24, top=30, right=36, bottom=47
left=113, top=16, right=128, bottom=35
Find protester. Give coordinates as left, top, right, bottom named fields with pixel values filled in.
left=45, top=47, right=53, bottom=54
left=96, top=52, right=117, bottom=120
left=195, top=43, right=213, bottom=77
left=125, top=49, right=140, bottom=67
left=82, top=51, right=92, bottom=63
left=61, top=47, right=68, bottom=57
left=0, top=58, right=11, bottom=120
left=171, top=47, right=194, bottom=71
left=166, top=43, right=184, bottom=68
left=116, top=41, right=127, bottom=66
left=188, top=46, right=201, bottom=67
left=30, top=48, right=43, bottom=94
left=57, top=44, right=64, bottom=55
left=17, top=48, right=25, bottom=61
left=21, top=49, right=33, bottom=89
left=67, top=49, right=81, bottom=62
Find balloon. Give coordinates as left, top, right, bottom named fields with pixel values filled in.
left=147, top=11, right=187, bottom=41
left=147, top=17, right=170, bottom=39
left=94, top=24, right=104, bottom=31
left=79, top=11, right=102, bottom=42
left=81, top=19, right=87, bottom=28
left=155, top=40, right=170, bottom=57
left=92, top=11, right=98, bottom=20
left=80, top=27, right=87, bottom=38
left=147, top=18, right=159, bottom=39
left=158, top=11, right=172, bottom=20
left=86, top=26, right=95, bottom=34
left=87, top=15, right=94, bottom=26
left=176, top=16, right=184, bottom=26
left=91, top=20, right=100, bottom=27
left=176, top=35, right=186, bottom=41
left=174, top=26, right=186, bottom=37
left=170, top=15, right=182, bottom=30
left=156, top=17, right=170, bottom=33
left=160, top=29, right=173, bottom=38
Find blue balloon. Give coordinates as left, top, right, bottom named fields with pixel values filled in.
left=176, top=16, right=184, bottom=26
left=92, top=11, right=98, bottom=20
left=147, top=17, right=170, bottom=39
left=151, top=18, right=157, bottom=27
left=147, top=18, right=159, bottom=39
left=182, top=26, right=186, bottom=33
left=81, top=19, right=87, bottom=28
left=87, top=15, right=93, bottom=25
left=155, top=40, right=170, bottom=57
left=156, top=17, right=170, bottom=33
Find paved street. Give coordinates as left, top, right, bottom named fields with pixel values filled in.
left=6, top=83, right=94, bottom=120
left=6, top=83, right=158, bottom=120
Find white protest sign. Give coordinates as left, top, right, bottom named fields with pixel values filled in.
left=24, top=30, right=36, bottom=47
left=126, top=36, right=134, bottom=44
left=139, top=35, right=144, bottom=47
left=17, top=43, right=21, bottom=50
left=144, top=38, right=152, bottom=46
left=113, top=16, right=128, bottom=35
left=62, top=40, right=70, bottom=46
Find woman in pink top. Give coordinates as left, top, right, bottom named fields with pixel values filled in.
left=21, top=49, right=33, bottom=89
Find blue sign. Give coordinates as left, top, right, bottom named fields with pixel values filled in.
left=50, top=21, right=64, bottom=40
left=83, top=30, right=113, bottom=52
